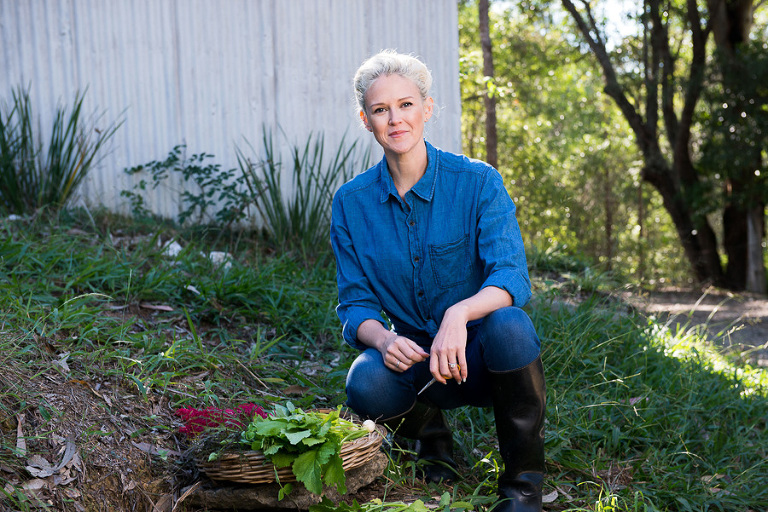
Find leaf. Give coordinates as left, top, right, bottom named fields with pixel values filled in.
left=292, top=449, right=323, bottom=495
left=321, top=454, right=346, bottom=494
left=270, top=452, right=295, bottom=468
left=405, top=500, right=430, bottom=511
left=284, top=428, right=313, bottom=445
left=277, top=482, right=293, bottom=501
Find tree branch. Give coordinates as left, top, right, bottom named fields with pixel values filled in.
left=560, top=0, right=650, bottom=154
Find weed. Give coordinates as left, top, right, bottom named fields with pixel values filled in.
left=0, top=86, right=121, bottom=215
left=236, top=129, right=370, bottom=253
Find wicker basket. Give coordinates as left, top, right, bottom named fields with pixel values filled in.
left=199, top=420, right=387, bottom=485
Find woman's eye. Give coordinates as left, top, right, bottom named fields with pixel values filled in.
left=373, top=107, right=386, bottom=114
left=402, top=102, right=413, bottom=108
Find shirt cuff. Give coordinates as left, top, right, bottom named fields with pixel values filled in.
left=481, top=270, right=532, bottom=308
left=341, top=305, right=388, bottom=350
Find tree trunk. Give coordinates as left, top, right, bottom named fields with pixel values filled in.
left=708, top=0, right=766, bottom=293
left=603, top=162, right=614, bottom=270
left=746, top=206, right=767, bottom=293
left=643, top=162, right=725, bottom=286
left=478, top=0, right=498, bottom=169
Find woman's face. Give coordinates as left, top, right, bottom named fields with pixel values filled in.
left=361, top=74, right=433, bottom=159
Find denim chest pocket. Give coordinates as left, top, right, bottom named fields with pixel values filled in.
left=429, top=235, right=472, bottom=288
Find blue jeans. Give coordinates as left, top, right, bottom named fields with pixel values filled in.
left=345, top=307, right=541, bottom=421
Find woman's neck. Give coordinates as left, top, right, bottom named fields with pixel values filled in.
left=385, top=140, right=428, bottom=199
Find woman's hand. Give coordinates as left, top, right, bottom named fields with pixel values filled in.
left=356, top=319, right=428, bottom=373
left=380, top=333, right=429, bottom=372
left=429, top=305, right=469, bottom=384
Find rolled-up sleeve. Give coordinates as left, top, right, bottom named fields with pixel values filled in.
left=476, top=170, right=532, bottom=307
left=330, top=192, right=388, bottom=349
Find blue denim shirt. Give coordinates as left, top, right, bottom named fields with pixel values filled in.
left=331, top=140, right=531, bottom=350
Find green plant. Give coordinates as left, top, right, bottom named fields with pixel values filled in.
left=236, top=129, right=369, bottom=252
left=0, top=86, right=121, bottom=214
left=122, top=145, right=252, bottom=227
left=240, top=403, right=370, bottom=496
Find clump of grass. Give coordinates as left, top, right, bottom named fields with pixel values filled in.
left=236, top=130, right=370, bottom=254
left=0, top=86, right=121, bottom=215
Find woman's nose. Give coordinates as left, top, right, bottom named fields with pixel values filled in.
left=388, top=110, right=400, bottom=125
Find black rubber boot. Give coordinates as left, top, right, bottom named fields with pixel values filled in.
left=490, top=356, right=546, bottom=512
left=383, top=400, right=459, bottom=483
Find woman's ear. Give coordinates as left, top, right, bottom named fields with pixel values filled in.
left=360, top=110, right=372, bottom=131
left=424, top=97, right=434, bottom=122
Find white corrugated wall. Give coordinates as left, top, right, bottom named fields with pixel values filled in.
left=0, top=0, right=461, bottom=219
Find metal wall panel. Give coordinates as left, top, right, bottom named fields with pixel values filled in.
left=0, top=0, right=461, bottom=219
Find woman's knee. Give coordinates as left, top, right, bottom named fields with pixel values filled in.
left=479, top=307, right=541, bottom=371
left=345, top=349, right=412, bottom=419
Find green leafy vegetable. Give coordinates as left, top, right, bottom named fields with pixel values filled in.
left=241, top=402, right=370, bottom=496
left=309, top=497, right=435, bottom=512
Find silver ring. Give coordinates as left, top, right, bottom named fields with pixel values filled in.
left=396, top=360, right=401, bottom=368
left=449, top=363, right=457, bottom=369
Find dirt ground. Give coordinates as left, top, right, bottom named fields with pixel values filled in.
left=618, top=286, right=768, bottom=367
left=3, top=287, right=767, bottom=512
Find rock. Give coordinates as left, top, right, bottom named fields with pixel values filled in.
left=184, top=451, right=387, bottom=511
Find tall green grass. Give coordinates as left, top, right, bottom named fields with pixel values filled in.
left=0, top=86, right=121, bottom=214
left=236, top=130, right=370, bottom=253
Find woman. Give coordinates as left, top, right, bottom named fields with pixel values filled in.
left=330, top=50, right=546, bottom=512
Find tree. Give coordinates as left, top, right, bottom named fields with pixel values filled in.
left=479, top=0, right=499, bottom=169
left=560, top=0, right=767, bottom=291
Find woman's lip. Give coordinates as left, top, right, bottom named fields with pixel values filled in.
left=389, top=130, right=408, bottom=137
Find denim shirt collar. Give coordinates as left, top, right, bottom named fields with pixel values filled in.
left=378, top=140, right=438, bottom=203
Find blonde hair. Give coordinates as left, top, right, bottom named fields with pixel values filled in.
left=353, top=50, right=433, bottom=113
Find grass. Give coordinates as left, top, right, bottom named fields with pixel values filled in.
left=0, top=209, right=766, bottom=511
left=0, top=86, right=121, bottom=215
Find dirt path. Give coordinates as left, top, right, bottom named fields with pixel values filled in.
left=618, top=287, right=768, bottom=367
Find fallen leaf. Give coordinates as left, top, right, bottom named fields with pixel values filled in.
left=131, top=441, right=181, bottom=458
left=53, top=352, right=71, bottom=373
left=22, top=478, right=47, bottom=491
left=542, top=490, right=559, bottom=503
left=709, top=487, right=735, bottom=496
left=15, top=414, right=26, bottom=458
left=556, top=485, right=575, bottom=501
left=154, top=494, right=174, bottom=512
left=284, top=384, right=310, bottom=395
left=139, top=303, right=174, bottom=312
left=63, top=488, right=81, bottom=499
left=26, top=455, right=54, bottom=478
left=25, top=439, right=78, bottom=478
